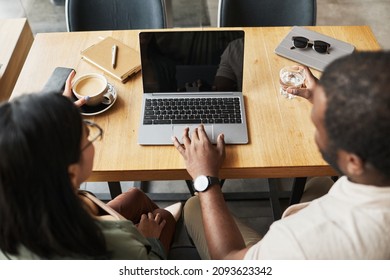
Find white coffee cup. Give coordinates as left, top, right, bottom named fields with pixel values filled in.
left=72, top=73, right=114, bottom=106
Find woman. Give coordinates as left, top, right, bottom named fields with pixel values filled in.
left=0, top=92, right=179, bottom=259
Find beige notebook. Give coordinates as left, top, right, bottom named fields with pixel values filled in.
left=81, top=36, right=141, bottom=82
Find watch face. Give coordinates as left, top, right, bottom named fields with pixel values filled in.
left=194, top=175, right=209, bottom=192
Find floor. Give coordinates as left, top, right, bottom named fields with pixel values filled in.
left=1, top=0, right=389, bottom=258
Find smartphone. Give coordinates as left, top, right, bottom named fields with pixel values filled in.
left=42, top=67, right=74, bottom=93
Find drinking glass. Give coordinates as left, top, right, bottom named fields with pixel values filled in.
left=279, top=66, right=305, bottom=99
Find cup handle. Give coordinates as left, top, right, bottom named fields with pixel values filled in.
left=102, top=92, right=114, bottom=105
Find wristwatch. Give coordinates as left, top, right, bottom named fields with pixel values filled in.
left=193, top=175, right=220, bottom=192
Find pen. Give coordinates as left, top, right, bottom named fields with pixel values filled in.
left=112, top=45, right=118, bottom=68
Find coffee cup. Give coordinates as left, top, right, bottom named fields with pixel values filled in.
left=72, top=73, right=114, bottom=106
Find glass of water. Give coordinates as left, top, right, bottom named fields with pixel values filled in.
left=279, top=66, right=305, bottom=99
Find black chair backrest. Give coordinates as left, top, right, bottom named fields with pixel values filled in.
left=218, top=0, right=316, bottom=27
left=66, top=0, right=167, bottom=31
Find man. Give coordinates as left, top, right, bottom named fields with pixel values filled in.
left=172, top=51, right=390, bottom=259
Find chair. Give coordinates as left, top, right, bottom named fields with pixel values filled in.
left=65, top=0, right=169, bottom=31
left=218, top=0, right=316, bottom=27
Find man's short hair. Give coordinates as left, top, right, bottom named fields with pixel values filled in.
left=320, top=51, right=390, bottom=179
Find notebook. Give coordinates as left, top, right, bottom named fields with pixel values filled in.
left=81, top=36, right=141, bottom=82
left=137, top=30, right=249, bottom=145
left=275, top=26, right=355, bottom=71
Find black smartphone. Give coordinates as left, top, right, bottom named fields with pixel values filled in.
left=42, top=67, right=74, bottom=93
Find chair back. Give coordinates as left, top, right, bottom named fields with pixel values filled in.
left=218, top=0, right=316, bottom=27
left=66, top=0, right=168, bottom=31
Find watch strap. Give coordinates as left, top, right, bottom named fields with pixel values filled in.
left=207, top=176, right=220, bottom=187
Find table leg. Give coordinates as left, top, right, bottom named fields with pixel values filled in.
left=267, top=178, right=283, bottom=220
left=289, top=177, right=307, bottom=205
left=108, top=181, right=122, bottom=199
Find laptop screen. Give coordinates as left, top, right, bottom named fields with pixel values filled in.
left=139, top=30, right=245, bottom=93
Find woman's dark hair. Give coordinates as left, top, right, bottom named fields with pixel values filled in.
left=320, top=51, right=390, bottom=179
left=0, top=93, right=107, bottom=259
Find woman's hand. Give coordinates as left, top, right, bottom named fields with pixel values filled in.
left=63, top=70, right=88, bottom=107
left=286, top=65, right=319, bottom=103
left=137, top=212, right=166, bottom=239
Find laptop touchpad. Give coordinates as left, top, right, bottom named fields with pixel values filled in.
left=172, top=125, right=215, bottom=143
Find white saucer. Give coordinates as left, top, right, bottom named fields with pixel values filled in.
left=77, top=83, right=117, bottom=116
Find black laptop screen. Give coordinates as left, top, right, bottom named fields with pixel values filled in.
left=139, top=30, right=245, bottom=93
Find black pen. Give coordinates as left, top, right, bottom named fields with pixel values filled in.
left=111, top=45, right=118, bottom=68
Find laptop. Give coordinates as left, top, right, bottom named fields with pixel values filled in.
left=138, top=30, right=248, bottom=145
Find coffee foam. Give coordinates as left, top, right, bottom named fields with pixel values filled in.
left=74, top=76, right=106, bottom=97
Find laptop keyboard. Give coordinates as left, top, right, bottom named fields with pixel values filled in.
left=143, top=97, right=242, bottom=125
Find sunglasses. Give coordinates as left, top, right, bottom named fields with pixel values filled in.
left=290, top=36, right=331, bottom=54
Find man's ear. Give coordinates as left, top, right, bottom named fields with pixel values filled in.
left=68, top=163, right=80, bottom=189
left=342, top=151, right=365, bottom=176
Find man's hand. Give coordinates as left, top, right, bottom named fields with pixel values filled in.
left=286, top=65, right=319, bottom=103
left=172, top=124, right=225, bottom=179
left=173, top=125, right=250, bottom=260
left=63, top=70, right=87, bottom=107
left=137, top=212, right=166, bottom=239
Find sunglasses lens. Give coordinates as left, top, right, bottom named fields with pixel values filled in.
left=293, top=37, right=309, bottom=48
left=313, top=41, right=330, bottom=53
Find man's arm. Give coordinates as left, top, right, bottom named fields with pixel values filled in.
left=198, top=184, right=250, bottom=259
left=172, top=125, right=249, bottom=259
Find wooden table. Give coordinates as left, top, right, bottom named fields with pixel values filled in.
left=0, top=18, right=33, bottom=102
left=11, top=26, right=381, bottom=183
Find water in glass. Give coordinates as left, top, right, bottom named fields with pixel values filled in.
left=279, top=66, right=305, bottom=99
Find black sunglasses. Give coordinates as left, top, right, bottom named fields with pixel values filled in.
left=290, top=36, right=331, bottom=54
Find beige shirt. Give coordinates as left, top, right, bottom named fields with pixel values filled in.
left=245, top=176, right=390, bottom=259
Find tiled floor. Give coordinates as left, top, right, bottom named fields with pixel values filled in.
left=316, top=0, right=390, bottom=50
left=1, top=0, right=389, bottom=258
